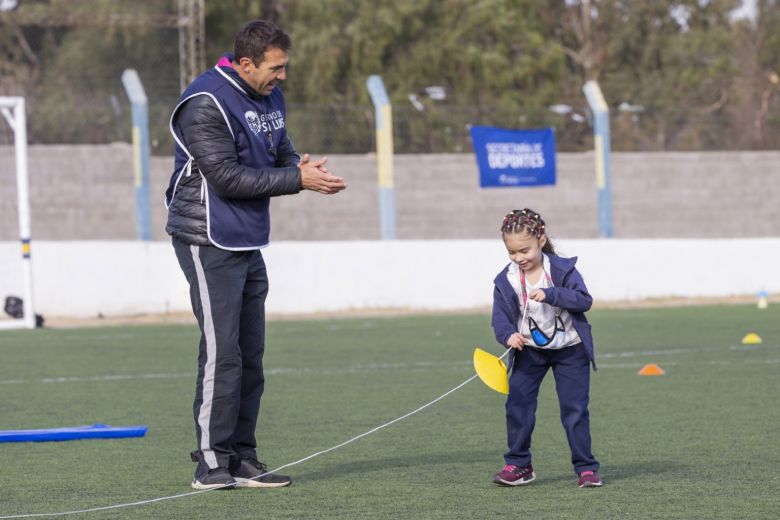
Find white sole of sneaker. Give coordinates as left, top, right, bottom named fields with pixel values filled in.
left=234, top=477, right=292, bottom=488
left=493, top=472, right=536, bottom=486
left=191, top=480, right=236, bottom=490
left=579, top=481, right=603, bottom=488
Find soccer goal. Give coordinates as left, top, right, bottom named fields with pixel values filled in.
left=0, top=96, right=36, bottom=329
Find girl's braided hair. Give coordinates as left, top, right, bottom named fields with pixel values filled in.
left=501, top=208, right=556, bottom=255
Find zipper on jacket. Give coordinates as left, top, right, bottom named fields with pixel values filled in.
left=200, top=180, right=205, bottom=204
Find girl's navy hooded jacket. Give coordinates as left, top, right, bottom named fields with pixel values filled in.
left=491, top=254, right=596, bottom=369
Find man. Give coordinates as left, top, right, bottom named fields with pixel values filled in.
left=165, top=20, right=347, bottom=490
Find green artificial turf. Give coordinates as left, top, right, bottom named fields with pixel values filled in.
left=0, top=304, right=778, bottom=519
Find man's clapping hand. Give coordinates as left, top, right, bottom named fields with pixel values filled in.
left=299, top=154, right=347, bottom=194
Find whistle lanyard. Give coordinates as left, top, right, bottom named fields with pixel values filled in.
left=518, top=268, right=552, bottom=308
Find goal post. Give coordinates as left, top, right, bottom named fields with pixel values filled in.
left=0, top=96, right=35, bottom=330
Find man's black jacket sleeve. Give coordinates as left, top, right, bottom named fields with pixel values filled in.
left=177, top=95, right=302, bottom=198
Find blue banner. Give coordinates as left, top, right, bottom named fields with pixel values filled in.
left=470, top=126, right=556, bottom=188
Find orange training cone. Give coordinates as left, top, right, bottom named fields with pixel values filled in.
left=741, top=333, right=763, bottom=345
left=638, top=363, right=666, bottom=376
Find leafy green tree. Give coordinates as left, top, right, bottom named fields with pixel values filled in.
left=756, top=0, right=780, bottom=148
left=0, top=0, right=179, bottom=149
left=729, top=0, right=780, bottom=148
left=1, top=0, right=776, bottom=153
left=278, top=0, right=566, bottom=152
left=550, top=0, right=738, bottom=151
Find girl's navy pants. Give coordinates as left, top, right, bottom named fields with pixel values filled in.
left=504, top=343, right=599, bottom=473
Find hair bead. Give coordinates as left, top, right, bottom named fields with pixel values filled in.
left=500, top=208, right=546, bottom=238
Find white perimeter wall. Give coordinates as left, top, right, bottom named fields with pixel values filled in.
left=0, top=239, right=778, bottom=318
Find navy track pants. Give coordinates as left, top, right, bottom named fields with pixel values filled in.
left=173, top=238, right=268, bottom=472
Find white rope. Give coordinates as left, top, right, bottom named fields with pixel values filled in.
left=271, top=375, right=478, bottom=474
left=0, top=375, right=479, bottom=519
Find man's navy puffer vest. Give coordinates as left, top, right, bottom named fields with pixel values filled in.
left=166, top=63, right=290, bottom=250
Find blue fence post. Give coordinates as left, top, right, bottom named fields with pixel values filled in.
left=366, top=75, right=396, bottom=240
left=121, top=69, right=152, bottom=241
left=582, top=81, right=614, bottom=238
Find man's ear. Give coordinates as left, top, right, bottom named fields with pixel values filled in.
left=238, top=56, right=255, bottom=71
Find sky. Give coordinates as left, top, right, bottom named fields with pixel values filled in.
left=731, top=0, right=757, bottom=21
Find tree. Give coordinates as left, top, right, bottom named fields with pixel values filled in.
left=0, top=0, right=180, bottom=148
left=729, top=0, right=780, bottom=148
left=550, top=0, right=739, bottom=151
left=0, top=0, right=776, bottom=153
left=280, top=0, right=566, bottom=151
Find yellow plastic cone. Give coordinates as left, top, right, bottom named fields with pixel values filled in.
left=741, top=333, right=763, bottom=344
left=638, top=363, right=665, bottom=376
left=473, top=347, right=509, bottom=394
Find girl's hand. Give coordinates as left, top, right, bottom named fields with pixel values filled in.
left=529, top=289, right=546, bottom=302
left=506, top=332, right=526, bottom=350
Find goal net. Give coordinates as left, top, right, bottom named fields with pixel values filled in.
left=0, top=96, right=36, bottom=329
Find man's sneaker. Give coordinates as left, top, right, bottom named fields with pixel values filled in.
left=577, top=470, right=603, bottom=488
left=230, top=457, right=292, bottom=488
left=493, top=464, right=536, bottom=486
left=191, top=467, right=237, bottom=490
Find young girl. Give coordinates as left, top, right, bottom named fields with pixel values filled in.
left=491, top=208, right=602, bottom=488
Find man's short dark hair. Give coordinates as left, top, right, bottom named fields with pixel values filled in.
left=234, top=20, right=292, bottom=65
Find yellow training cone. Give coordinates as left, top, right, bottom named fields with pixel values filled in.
left=741, top=333, right=763, bottom=344
left=473, top=347, right=509, bottom=394
left=638, top=363, right=666, bottom=376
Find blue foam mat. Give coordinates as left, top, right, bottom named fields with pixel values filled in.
left=0, top=423, right=148, bottom=443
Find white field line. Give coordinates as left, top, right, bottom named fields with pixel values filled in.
left=0, top=343, right=773, bottom=386
left=706, top=357, right=780, bottom=365
left=0, top=372, right=193, bottom=385
left=0, top=362, right=469, bottom=385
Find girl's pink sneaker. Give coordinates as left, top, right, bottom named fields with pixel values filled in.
left=577, top=470, right=603, bottom=487
left=493, top=464, right=536, bottom=486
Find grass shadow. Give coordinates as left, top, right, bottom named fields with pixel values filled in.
left=296, top=449, right=497, bottom=482
left=538, top=459, right=687, bottom=485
